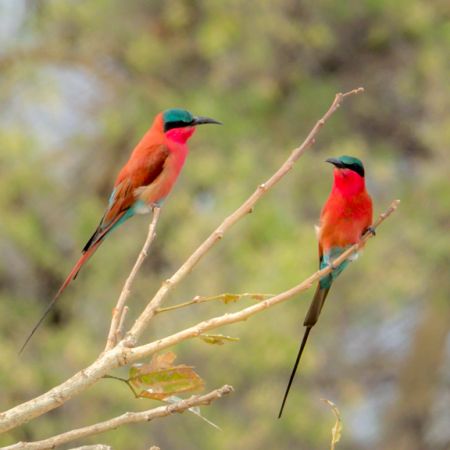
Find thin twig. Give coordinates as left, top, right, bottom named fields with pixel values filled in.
left=104, top=207, right=161, bottom=351
left=322, top=399, right=343, bottom=450
left=2, top=386, right=233, bottom=450
left=116, top=306, right=129, bottom=343
left=102, top=375, right=139, bottom=398
left=155, top=292, right=272, bottom=314
left=125, top=87, right=365, bottom=346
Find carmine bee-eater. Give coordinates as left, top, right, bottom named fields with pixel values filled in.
left=278, top=155, right=373, bottom=417
left=20, top=108, right=221, bottom=352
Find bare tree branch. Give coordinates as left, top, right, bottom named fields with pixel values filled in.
left=104, top=207, right=161, bottom=351
left=0, top=198, right=398, bottom=436
left=2, top=386, right=233, bottom=450
left=0, top=88, right=367, bottom=434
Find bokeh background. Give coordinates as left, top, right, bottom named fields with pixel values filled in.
left=1, top=1, right=449, bottom=449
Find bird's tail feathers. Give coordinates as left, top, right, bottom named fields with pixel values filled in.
left=82, top=219, right=105, bottom=253
left=19, top=209, right=128, bottom=353
left=278, top=326, right=312, bottom=418
left=55, top=238, right=103, bottom=299
left=19, top=239, right=102, bottom=354
left=278, top=284, right=331, bottom=417
left=303, top=285, right=330, bottom=327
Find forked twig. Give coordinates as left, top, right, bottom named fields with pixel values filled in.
left=2, top=386, right=233, bottom=450
left=104, top=207, right=161, bottom=351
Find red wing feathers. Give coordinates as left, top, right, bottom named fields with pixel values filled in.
left=114, top=143, right=170, bottom=190
left=87, top=144, right=170, bottom=250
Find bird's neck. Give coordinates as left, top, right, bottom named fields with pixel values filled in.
left=332, top=168, right=366, bottom=197
left=165, top=127, right=196, bottom=144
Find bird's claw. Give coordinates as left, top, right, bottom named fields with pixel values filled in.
left=365, top=226, right=376, bottom=236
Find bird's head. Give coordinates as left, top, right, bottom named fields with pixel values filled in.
left=162, top=108, right=222, bottom=143
left=326, top=155, right=366, bottom=193
left=326, top=155, right=365, bottom=176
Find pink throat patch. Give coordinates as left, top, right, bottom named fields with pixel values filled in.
left=166, top=127, right=196, bottom=143
left=333, top=168, right=365, bottom=196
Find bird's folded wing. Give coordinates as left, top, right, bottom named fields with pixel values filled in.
left=104, top=144, right=170, bottom=226
left=81, top=144, right=170, bottom=252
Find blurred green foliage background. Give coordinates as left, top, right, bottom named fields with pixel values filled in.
left=0, top=1, right=449, bottom=449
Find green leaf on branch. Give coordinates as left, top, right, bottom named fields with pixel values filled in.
left=128, top=352, right=204, bottom=400
left=199, top=334, right=240, bottom=345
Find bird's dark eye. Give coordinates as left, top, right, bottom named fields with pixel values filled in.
left=164, top=120, right=193, bottom=132
left=347, top=163, right=364, bottom=177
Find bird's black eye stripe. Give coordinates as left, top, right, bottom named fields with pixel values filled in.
left=164, top=120, right=193, bottom=132
left=345, top=163, right=365, bottom=177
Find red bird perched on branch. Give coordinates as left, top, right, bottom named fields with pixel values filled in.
left=278, top=155, right=373, bottom=417
left=20, top=109, right=221, bottom=353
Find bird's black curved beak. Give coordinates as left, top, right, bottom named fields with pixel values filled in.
left=192, top=116, right=223, bottom=126
left=326, top=157, right=344, bottom=168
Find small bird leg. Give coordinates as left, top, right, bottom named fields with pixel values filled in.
left=363, top=226, right=376, bottom=236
